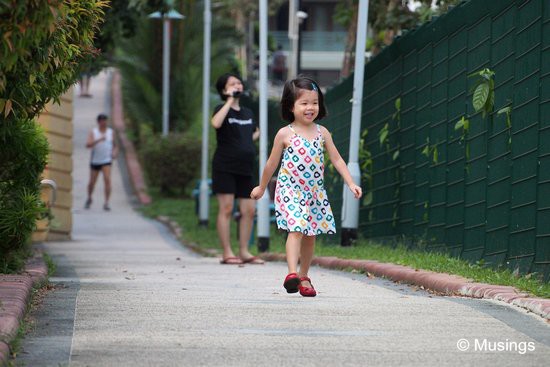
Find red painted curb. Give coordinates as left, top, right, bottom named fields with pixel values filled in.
left=0, top=253, right=48, bottom=364
left=110, top=70, right=152, bottom=206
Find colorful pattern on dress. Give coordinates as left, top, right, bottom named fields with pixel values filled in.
left=275, top=124, right=336, bottom=236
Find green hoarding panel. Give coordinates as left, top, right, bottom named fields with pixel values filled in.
left=266, top=0, right=550, bottom=279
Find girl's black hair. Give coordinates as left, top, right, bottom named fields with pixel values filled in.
left=280, top=75, right=327, bottom=122
left=215, top=73, right=243, bottom=101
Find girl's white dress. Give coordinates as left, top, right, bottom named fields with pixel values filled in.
left=274, top=124, right=336, bottom=236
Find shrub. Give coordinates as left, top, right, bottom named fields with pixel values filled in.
left=140, top=130, right=201, bottom=196
left=0, top=120, right=49, bottom=272
left=0, top=1, right=105, bottom=272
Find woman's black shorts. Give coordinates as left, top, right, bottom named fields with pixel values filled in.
left=212, top=170, right=254, bottom=198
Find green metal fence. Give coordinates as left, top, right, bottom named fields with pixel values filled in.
left=318, top=0, right=550, bottom=280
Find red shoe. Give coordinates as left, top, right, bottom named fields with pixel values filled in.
left=299, top=276, right=317, bottom=297
left=283, top=273, right=300, bottom=293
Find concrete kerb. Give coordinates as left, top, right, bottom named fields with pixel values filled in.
left=0, top=252, right=48, bottom=365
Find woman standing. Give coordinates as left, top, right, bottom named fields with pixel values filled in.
left=211, top=73, right=264, bottom=265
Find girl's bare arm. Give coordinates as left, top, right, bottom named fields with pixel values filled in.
left=250, top=128, right=289, bottom=199
left=321, top=126, right=362, bottom=198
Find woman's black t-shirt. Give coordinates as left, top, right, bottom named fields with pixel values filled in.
left=212, top=105, right=257, bottom=175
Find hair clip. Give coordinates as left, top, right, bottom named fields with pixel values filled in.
left=311, top=82, right=318, bottom=92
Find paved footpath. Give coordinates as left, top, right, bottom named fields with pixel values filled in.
left=15, top=71, right=550, bottom=367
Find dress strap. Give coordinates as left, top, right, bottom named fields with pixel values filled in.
left=288, top=124, right=296, bottom=133
left=316, top=124, right=323, bottom=139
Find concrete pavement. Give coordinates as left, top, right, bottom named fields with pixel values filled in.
left=13, top=71, right=550, bottom=366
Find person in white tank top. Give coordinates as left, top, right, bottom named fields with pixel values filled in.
left=85, top=114, right=118, bottom=211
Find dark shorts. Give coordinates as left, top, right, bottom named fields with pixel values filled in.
left=212, top=170, right=254, bottom=198
left=90, top=162, right=112, bottom=171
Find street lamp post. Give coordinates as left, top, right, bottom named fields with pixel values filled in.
left=257, top=0, right=270, bottom=252
left=341, top=0, right=369, bottom=246
left=296, top=10, right=307, bottom=75
left=288, top=0, right=307, bottom=79
left=198, top=0, right=211, bottom=227
left=149, top=8, right=184, bottom=137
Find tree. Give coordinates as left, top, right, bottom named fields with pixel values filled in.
left=336, top=0, right=462, bottom=78
left=0, top=1, right=107, bottom=121
left=116, top=0, right=242, bottom=135
left=213, top=0, right=285, bottom=87
left=78, top=0, right=167, bottom=76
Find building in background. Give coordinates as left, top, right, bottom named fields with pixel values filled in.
left=269, top=0, right=346, bottom=86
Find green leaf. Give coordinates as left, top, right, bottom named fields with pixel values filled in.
left=394, top=97, right=401, bottom=111
left=392, top=150, right=400, bottom=161
left=486, top=80, right=495, bottom=114
left=379, top=123, right=389, bottom=146
left=473, top=82, right=489, bottom=112
left=498, top=105, right=513, bottom=129
left=454, top=118, right=464, bottom=130
left=497, top=106, right=511, bottom=115
left=422, top=145, right=430, bottom=157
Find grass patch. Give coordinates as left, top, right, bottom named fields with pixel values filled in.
left=141, top=197, right=550, bottom=299
left=42, top=253, right=56, bottom=277
left=7, top=314, right=30, bottom=365
left=141, top=197, right=286, bottom=255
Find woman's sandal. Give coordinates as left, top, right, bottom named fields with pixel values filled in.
left=283, top=273, right=300, bottom=293
left=298, top=276, right=317, bottom=297
left=241, top=256, right=265, bottom=264
left=220, top=256, right=243, bottom=265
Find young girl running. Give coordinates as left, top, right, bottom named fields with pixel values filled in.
left=250, top=76, right=362, bottom=297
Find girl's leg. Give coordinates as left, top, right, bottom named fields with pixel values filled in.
left=299, top=235, right=316, bottom=287
left=286, top=232, right=303, bottom=274
left=217, top=194, right=236, bottom=259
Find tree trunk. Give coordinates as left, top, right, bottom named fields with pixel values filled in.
left=246, top=13, right=255, bottom=89
left=341, top=2, right=358, bottom=79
